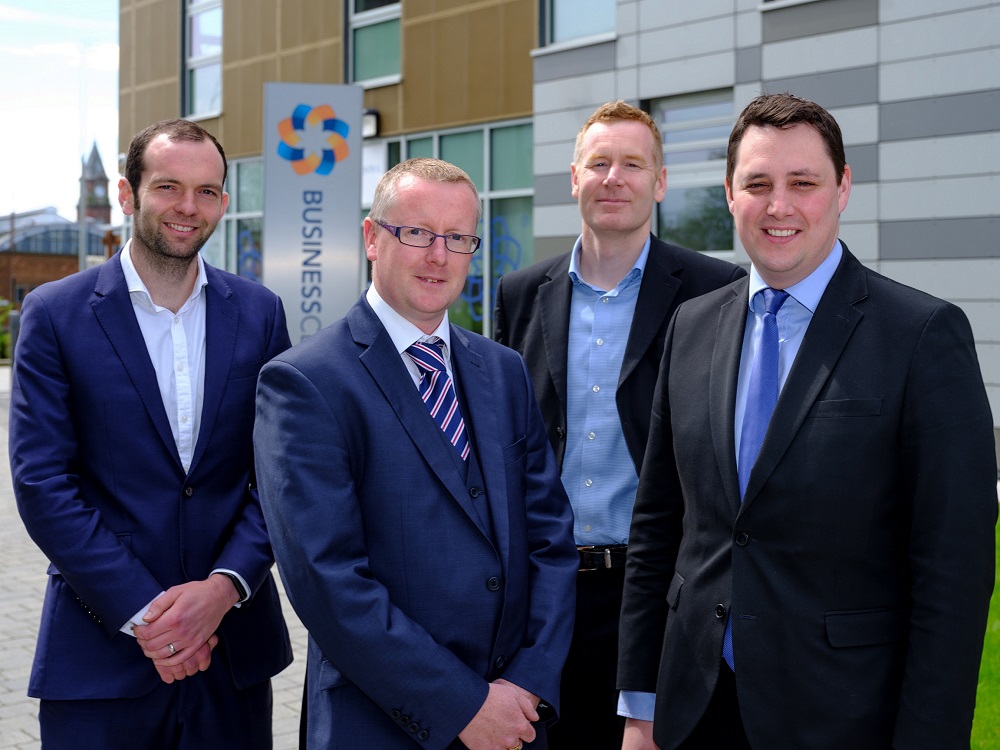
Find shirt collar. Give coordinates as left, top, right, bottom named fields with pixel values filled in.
left=567, top=234, right=651, bottom=292
left=365, top=282, right=453, bottom=358
left=120, top=239, right=209, bottom=312
left=747, top=239, right=843, bottom=314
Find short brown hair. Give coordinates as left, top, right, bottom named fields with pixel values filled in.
left=124, top=119, right=228, bottom=196
left=573, top=100, right=663, bottom=171
left=727, top=93, right=846, bottom=186
left=369, top=158, right=482, bottom=224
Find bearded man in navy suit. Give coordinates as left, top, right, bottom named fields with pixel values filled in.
left=10, top=119, right=292, bottom=749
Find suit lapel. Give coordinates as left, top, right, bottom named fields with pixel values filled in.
left=741, top=250, right=867, bottom=507
left=710, top=280, right=750, bottom=513
left=91, top=254, right=182, bottom=469
left=190, top=266, right=236, bottom=473
left=620, top=237, right=681, bottom=386
left=351, top=302, right=490, bottom=539
left=537, top=257, right=572, bottom=414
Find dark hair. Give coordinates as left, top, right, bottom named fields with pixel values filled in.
left=574, top=100, right=663, bottom=171
left=726, top=93, right=846, bottom=186
left=124, top=118, right=228, bottom=196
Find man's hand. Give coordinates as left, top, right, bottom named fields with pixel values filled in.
left=151, top=635, right=219, bottom=683
left=622, top=718, right=658, bottom=750
left=133, top=575, right=237, bottom=682
left=458, top=680, right=538, bottom=750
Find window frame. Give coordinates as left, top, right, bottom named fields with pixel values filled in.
left=183, top=0, right=223, bottom=119
left=348, top=2, right=402, bottom=89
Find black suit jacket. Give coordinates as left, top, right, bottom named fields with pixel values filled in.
left=618, top=245, right=997, bottom=749
left=493, top=234, right=746, bottom=471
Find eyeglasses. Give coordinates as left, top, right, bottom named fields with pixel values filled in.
left=375, top=220, right=481, bottom=255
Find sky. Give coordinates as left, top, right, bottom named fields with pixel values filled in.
left=0, top=1, right=121, bottom=224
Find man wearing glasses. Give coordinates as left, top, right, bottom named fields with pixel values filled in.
left=255, top=158, right=578, bottom=750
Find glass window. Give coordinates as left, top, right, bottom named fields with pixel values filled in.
left=490, top=124, right=532, bottom=191
left=355, top=0, right=396, bottom=10
left=351, top=3, right=401, bottom=84
left=649, top=91, right=735, bottom=252
left=440, top=131, right=485, bottom=190
left=548, top=0, right=615, bottom=44
left=236, top=161, right=263, bottom=213
left=187, top=64, right=221, bottom=117
left=407, top=137, right=434, bottom=159
left=185, top=1, right=222, bottom=117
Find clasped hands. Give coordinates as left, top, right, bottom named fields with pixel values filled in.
left=458, top=678, right=540, bottom=750
left=132, top=575, right=238, bottom=683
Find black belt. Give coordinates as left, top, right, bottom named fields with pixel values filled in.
left=578, top=544, right=627, bottom=571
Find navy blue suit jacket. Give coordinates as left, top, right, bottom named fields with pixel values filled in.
left=10, top=252, right=293, bottom=700
left=254, top=296, right=578, bottom=750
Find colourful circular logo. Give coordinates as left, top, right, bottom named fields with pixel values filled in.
left=277, top=104, right=350, bottom=175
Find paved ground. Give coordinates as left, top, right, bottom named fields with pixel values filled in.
left=0, top=366, right=308, bottom=749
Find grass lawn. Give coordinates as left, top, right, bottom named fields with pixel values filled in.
left=971, top=520, right=1000, bottom=749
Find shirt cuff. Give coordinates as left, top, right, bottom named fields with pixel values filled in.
left=212, top=568, right=249, bottom=607
left=617, top=690, right=656, bottom=721
left=120, top=592, right=164, bottom=636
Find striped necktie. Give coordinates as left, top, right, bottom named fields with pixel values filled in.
left=406, top=339, right=470, bottom=461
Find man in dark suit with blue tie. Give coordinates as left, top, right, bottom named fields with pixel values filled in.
left=254, top=158, right=578, bottom=750
left=617, top=93, right=996, bottom=749
left=10, top=119, right=293, bottom=748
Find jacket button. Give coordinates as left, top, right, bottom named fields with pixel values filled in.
left=417, top=730, right=429, bottom=741
left=469, top=486, right=481, bottom=498
left=408, top=723, right=419, bottom=733
left=495, top=656, right=506, bottom=669
left=735, top=532, right=749, bottom=546
left=487, top=577, right=501, bottom=591
left=715, top=604, right=727, bottom=619
left=183, top=486, right=194, bottom=497
left=400, top=714, right=410, bottom=725
left=390, top=709, right=401, bottom=720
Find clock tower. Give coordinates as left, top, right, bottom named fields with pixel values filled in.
left=78, top=142, right=111, bottom=225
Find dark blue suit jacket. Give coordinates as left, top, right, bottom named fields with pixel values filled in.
left=619, top=246, right=997, bottom=749
left=9, top=251, right=293, bottom=700
left=254, top=296, right=578, bottom=750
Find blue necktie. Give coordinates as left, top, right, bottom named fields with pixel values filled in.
left=406, top=339, right=470, bottom=461
left=724, top=287, right=789, bottom=670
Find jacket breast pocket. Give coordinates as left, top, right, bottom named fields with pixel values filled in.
left=825, top=606, right=905, bottom=647
left=808, top=397, right=882, bottom=419
left=228, top=358, right=269, bottom=381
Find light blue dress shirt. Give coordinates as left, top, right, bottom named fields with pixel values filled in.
left=618, top=241, right=843, bottom=721
left=562, top=235, right=651, bottom=545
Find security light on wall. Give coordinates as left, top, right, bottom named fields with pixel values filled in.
left=362, top=109, right=380, bottom=138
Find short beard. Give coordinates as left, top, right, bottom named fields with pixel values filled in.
left=131, top=199, right=211, bottom=279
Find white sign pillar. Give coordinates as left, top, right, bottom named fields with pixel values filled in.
left=262, top=83, right=364, bottom=344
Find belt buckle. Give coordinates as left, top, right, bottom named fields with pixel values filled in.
left=604, top=548, right=612, bottom=569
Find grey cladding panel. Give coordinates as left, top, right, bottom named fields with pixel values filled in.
left=880, top=218, right=1000, bottom=260
left=535, top=173, right=574, bottom=206
left=763, top=0, right=877, bottom=43
left=534, top=41, right=617, bottom=83
left=881, top=91, right=1000, bottom=142
left=764, top=66, right=877, bottom=109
